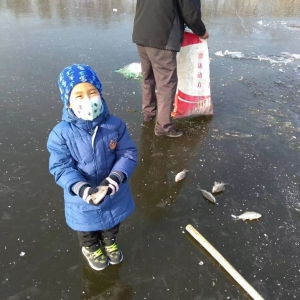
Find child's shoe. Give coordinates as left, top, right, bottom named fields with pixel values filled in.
left=105, top=243, right=123, bottom=265
left=82, top=247, right=109, bottom=271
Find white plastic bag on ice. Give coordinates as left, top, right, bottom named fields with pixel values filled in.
left=116, top=63, right=142, bottom=80
left=172, top=31, right=213, bottom=118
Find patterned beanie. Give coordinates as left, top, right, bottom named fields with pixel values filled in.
left=58, top=64, right=103, bottom=106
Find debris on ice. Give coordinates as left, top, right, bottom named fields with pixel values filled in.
left=116, top=63, right=142, bottom=80
left=215, top=51, right=224, bottom=57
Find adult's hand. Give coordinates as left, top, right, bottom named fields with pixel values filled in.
left=200, top=31, right=209, bottom=39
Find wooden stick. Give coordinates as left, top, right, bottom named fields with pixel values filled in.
left=185, top=224, right=265, bottom=300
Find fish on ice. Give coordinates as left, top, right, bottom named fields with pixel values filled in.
left=90, top=186, right=109, bottom=204
left=198, top=189, right=216, bottom=203
left=212, top=181, right=228, bottom=193
left=175, top=169, right=189, bottom=182
left=231, top=211, right=262, bottom=221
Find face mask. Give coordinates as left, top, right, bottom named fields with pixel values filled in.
left=71, top=96, right=103, bottom=121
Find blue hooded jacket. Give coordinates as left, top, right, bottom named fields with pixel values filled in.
left=47, top=64, right=137, bottom=231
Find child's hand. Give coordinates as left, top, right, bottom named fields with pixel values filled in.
left=81, top=185, right=110, bottom=205
left=73, top=171, right=124, bottom=205
left=79, top=186, right=100, bottom=205
left=90, top=172, right=123, bottom=205
left=98, top=173, right=121, bottom=195
left=90, top=186, right=109, bottom=205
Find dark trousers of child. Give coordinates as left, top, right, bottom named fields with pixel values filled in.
left=77, top=223, right=120, bottom=251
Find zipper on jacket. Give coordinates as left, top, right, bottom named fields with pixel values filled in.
left=91, top=126, right=98, bottom=150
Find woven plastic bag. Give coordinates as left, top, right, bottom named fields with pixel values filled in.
left=172, top=31, right=213, bottom=118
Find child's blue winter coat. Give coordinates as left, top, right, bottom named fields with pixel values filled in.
left=47, top=101, right=137, bottom=231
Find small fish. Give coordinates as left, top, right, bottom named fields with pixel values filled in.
left=199, top=189, right=216, bottom=203
left=212, top=181, right=228, bottom=193
left=231, top=211, right=262, bottom=221
left=90, top=186, right=109, bottom=204
left=175, top=169, right=189, bottom=182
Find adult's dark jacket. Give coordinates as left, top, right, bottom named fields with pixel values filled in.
left=132, top=0, right=206, bottom=52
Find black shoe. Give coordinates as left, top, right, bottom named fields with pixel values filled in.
left=105, top=243, right=123, bottom=265
left=155, top=128, right=183, bottom=138
left=82, top=247, right=109, bottom=271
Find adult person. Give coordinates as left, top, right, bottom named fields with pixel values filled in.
left=132, top=0, right=209, bottom=138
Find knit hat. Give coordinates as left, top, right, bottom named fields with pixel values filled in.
left=58, top=64, right=103, bottom=106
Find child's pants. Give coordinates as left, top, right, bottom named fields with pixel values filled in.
left=77, top=223, right=120, bottom=251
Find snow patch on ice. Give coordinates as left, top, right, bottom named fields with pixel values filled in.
left=215, top=51, right=224, bottom=57
left=281, top=52, right=300, bottom=60
left=224, top=50, right=244, bottom=59
left=256, top=20, right=300, bottom=31
left=285, top=23, right=300, bottom=31
left=215, top=51, right=300, bottom=65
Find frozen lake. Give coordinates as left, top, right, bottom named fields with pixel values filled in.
left=0, top=0, right=299, bottom=299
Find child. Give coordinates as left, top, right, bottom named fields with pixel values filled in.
left=47, top=64, right=137, bottom=271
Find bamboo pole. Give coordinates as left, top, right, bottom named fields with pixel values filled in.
left=185, top=224, right=265, bottom=300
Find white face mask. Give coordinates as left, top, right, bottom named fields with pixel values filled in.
left=71, top=96, right=103, bottom=121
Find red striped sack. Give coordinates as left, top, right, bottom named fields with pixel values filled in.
left=172, top=31, right=213, bottom=119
